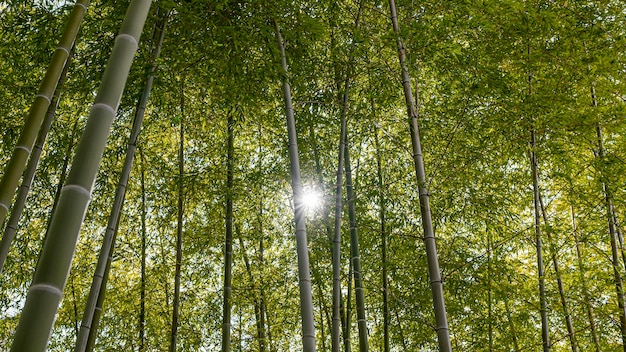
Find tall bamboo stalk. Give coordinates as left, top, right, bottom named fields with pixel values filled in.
left=486, top=227, right=493, bottom=352
left=139, top=148, right=147, bottom=352
left=344, top=255, right=353, bottom=352
left=0, top=0, right=89, bottom=228
left=388, top=0, right=451, bottom=349
left=590, top=83, right=626, bottom=349
left=256, top=125, right=268, bottom=352
left=331, top=3, right=364, bottom=350
left=331, top=48, right=348, bottom=352
left=75, top=12, right=167, bottom=351
left=0, top=45, right=73, bottom=275
left=272, top=19, right=316, bottom=352
left=307, top=125, right=333, bottom=349
left=84, top=216, right=121, bottom=352
left=531, top=129, right=550, bottom=352
left=570, top=205, right=600, bottom=352
left=237, top=229, right=265, bottom=352
left=344, top=140, right=369, bottom=352
left=596, top=124, right=626, bottom=350
left=391, top=301, right=407, bottom=350
left=170, top=78, right=185, bottom=352
left=375, top=129, right=390, bottom=352
left=538, top=190, right=578, bottom=352
left=222, top=110, right=235, bottom=352
left=10, top=1, right=151, bottom=350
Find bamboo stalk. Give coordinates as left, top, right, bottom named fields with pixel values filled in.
left=11, top=1, right=152, bottom=350
left=273, top=19, right=316, bottom=351
left=0, top=0, right=89, bottom=227
left=388, top=0, right=451, bottom=349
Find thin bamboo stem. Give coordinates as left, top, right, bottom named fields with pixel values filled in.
left=272, top=19, right=316, bottom=352
left=0, top=0, right=89, bottom=228
left=388, top=0, right=451, bottom=349
left=0, top=45, right=73, bottom=275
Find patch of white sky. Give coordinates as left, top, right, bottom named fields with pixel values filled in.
left=37, top=0, right=71, bottom=10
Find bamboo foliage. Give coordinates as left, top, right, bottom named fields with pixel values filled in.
left=10, top=1, right=152, bottom=350
left=0, top=0, right=89, bottom=228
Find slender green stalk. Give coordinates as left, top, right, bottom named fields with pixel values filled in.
left=0, top=0, right=89, bottom=228
left=344, top=139, right=369, bottom=352
left=170, top=78, right=185, bottom=352
left=222, top=111, right=235, bottom=352
left=10, top=1, right=151, bottom=350
left=531, top=129, right=550, bottom=352
left=613, top=214, right=626, bottom=273
left=525, top=39, right=550, bottom=352
left=570, top=205, right=600, bottom=352
left=306, top=126, right=333, bottom=349
left=237, top=228, right=265, bottom=352
left=388, top=0, right=451, bottom=350
left=344, top=258, right=353, bottom=352
left=0, top=45, right=73, bottom=275
left=272, top=19, right=316, bottom=352
left=538, top=190, right=578, bottom=352
left=139, top=148, right=147, bottom=352
left=591, top=83, right=626, bottom=349
left=331, top=3, right=364, bottom=350
left=331, top=52, right=347, bottom=352
left=260, top=236, right=272, bottom=352
left=256, top=126, right=268, bottom=352
left=70, top=271, right=80, bottom=337
left=596, top=124, right=626, bottom=350
left=84, top=218, right=121, bottom=352
left=374, top=130, right=390, bottom=352
left=486, top=227, right=493, bottom=352
left=75, top=12, right=167, bottom=351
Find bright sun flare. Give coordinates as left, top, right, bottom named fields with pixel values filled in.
left=302, top=188, right=322, bottom=211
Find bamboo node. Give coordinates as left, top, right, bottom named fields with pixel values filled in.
left=116, top=33, right=138, bottom=49
left=91, top=103, right=116, bottom=115
left=35, top=94, right=51, bottom=104
left=30, top=283, right=62, bottom=297
left=62, top=184, right=92, bottom=198
left=74, top=1, right=88, bottom=12
left=14, top=145, right=31, bottom=154
left=55, top=46, right=70, bottom=56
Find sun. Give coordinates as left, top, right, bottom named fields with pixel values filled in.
left=301, top=187, right=322, bottom=212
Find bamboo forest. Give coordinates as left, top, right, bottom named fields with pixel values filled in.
left=1, top=0, right=626, bottom=351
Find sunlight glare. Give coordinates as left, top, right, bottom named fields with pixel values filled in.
left=302, top=188, right=322, bottom=212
